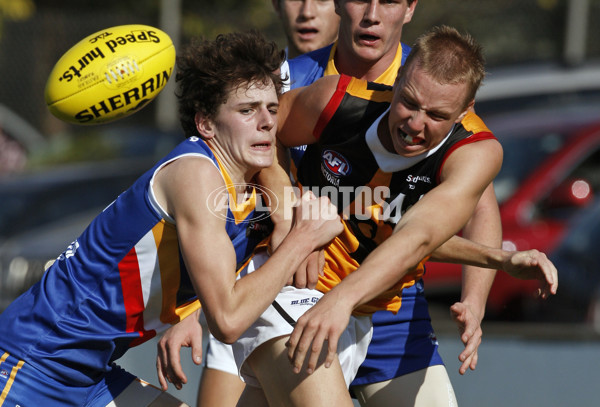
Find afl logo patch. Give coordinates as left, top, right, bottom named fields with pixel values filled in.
left=322, top=150, right=351, bottom=176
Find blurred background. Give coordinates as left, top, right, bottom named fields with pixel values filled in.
left=1, top=1, right=599, bottom=406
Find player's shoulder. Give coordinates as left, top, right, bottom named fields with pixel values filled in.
left=461, top=111, right=493, bottom=137
left=290, top=43, right=332, bottom=67
left=288, top=44, right=333, bottom=88
left=159, top=139, right=222, bottom=182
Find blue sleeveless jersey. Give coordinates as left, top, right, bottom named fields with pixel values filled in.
left=0, top=136, right=267, bottom=386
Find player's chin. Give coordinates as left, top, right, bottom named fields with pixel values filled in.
left=248, top=153, right=274, bottom=170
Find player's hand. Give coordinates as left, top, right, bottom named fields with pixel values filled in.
left=450, top=301, right=482, bottom=375
left=287, top=249, right=325, bottom=289
left=285, top=288, right=351, bottom=374
left=501, top=249, right=558, bottom=299
left=292, top=191, right=343, bottom=250
left=156, top=311, right=203, bottom=391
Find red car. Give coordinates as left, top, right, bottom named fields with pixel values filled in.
left=424, top=64, right=600, bottom=319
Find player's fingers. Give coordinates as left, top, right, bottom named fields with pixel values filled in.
left=294, top=259, right=308, bottom=289
left=191, top=333, right=203, bottom=366
left=547, top=258, right=558, bottom=294
left=460, top=329, right=481, bottom=360
left=286, top=322, right=304, bottom=365
left=304, top=330, right=328, bottom=375
left=450, top=303, right=467, bottom=328
left=538, top=256, right=558, bottom=298
left=156, top=341, right=171, bottom=388
left=156, top=355, right=169, bottom=391
left=167, top=342, right=187, bottom=389
left=305, top=253, right=321, bottom=289
left=458, top=356, right=471, bottom=375
left=324, top=331, right=341, bottom=369
left=458, top=333, right=480, bottom=375
left=291, top=333, right=313, bottom=374
left=302, top=190, right=316, bottom=201
left=469, top=350, right=479, bottom=371
left=459, top=349, right=478, bottom=375
left=320, top=196, right=340, bottom=221
left=289, top=320, right=317, bottom=374
left=318, top=250, right=325, bottom=277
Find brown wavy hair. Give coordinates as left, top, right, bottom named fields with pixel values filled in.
left=176, top=31, right=285, bottom=138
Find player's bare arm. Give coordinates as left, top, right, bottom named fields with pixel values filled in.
left=154, top=156, right=343, bottom=344
left=430, top=235, right=558, bottom=298
left=287, top=138, right=504, bottom=374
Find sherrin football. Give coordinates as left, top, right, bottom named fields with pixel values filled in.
left=45, top=24, right=176, bottom=125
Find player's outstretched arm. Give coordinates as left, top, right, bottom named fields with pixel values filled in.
left=287, top=140, right=504, bottom=374
left=430, top=236, right=558, bottom=299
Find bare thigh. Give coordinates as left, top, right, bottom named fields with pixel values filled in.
left=352, top=365, right=458, bottom=407
left=245, top=335, right=354, bottom=407
left=237, top=384, right=270, bottom=407
left=197, top=367, right=245, bottom=407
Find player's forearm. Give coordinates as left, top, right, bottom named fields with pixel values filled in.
left=430, top=235, right=506, bottom=268
left=332, top=225, right=436, bottom=312
left=212, top=233, right=319, bottom=343
left=460, top=185, right=501, bottom=315
left=256, top=144, right=296, bottom=250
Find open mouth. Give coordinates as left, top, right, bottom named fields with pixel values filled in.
left=251, top=142, right=271, bottom=149
left=399, top=130, right=424, bottom=146
left=297, top=27, right=318, bottom=38
left=358, top=33, right=380, bottom=43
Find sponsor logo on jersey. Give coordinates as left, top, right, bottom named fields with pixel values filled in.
left=406, top=174, right=432, bottom=188
left=0, top=369, right=8, bottom=379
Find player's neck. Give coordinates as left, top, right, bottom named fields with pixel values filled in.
left=334, top=45, right=398, bottom=82
left=211, top=146, right=259, bottom=196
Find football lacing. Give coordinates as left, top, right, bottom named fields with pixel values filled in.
left=105, top=60, right=140, bottom=84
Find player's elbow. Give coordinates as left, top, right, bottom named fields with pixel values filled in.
left=207, top=314, right=244, bottom=344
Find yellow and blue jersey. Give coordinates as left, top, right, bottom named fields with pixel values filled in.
left=0, top=136, right=269, bottom=386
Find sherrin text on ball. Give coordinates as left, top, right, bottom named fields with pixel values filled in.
left=45, top=24, right=176, bottom=125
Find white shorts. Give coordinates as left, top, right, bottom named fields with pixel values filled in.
left=231, top=251, right=373, bottom=388
left=205, top=331, right=238, bottom=376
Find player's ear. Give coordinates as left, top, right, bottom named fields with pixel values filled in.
left=195, top=112, right=216, bottom=140
left=271, top=0, right=281, bottom=15
left=404, top=0, right=418, bottom=24
left=456, top=99, right=475, bottom=123
left=334, top=0, right=341, bottom=16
